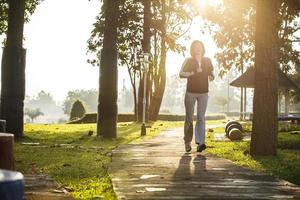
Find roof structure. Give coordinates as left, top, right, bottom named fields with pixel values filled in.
left=230, top=67, right=300, bottom=90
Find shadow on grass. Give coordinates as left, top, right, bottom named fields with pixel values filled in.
left=253, top=149, right=300, bottom=185
left=207, top=130, right=300, bottom=185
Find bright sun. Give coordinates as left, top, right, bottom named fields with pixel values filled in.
left=198, top=0, right=222, bottom=8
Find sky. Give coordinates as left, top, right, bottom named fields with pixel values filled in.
left=0, top=0, right=219, bottom=102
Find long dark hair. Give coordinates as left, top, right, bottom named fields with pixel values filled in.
left=190, top=40, right=205, bottom=57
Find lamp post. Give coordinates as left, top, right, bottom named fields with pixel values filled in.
left=141, top=53, right=150, bottom=136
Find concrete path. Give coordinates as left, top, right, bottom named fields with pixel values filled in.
left=109, top=127, right=300, bottom=200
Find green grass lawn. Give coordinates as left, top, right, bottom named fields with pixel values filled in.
left=16, top=119, right=299, bottom=199
left=16, top=121, right=184, bottom=199
left=207, top=126, right=300, bottom=185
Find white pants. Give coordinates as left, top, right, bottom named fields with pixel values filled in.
left=184, top=92, right=208, bottom=145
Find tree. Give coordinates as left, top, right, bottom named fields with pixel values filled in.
left=139, top=0, right=200, bottom=121
left=147, top=0, right=166, bottom=121
left=25, top=108, right=43, bottom=123
left=70, top=100, right=86, bottom=121
left=88, top=0, right=143, bottom=120
left=25, top=91, right=64, bottom=123
left=201, top=0, right=300, bottom=155
left=0, top=0, right=41, bottom=36
left=137, top=0, right=151, bottom=122
left=145, top=0, right=200, bottom=121
left=201, top=0, right=300, bottom=119
left=26, top=90, right=57, bottom=109
left=0, top=0, right=26, bottom=138
left=250, top=0, right=280, bottom=156
left=0, top=0, right=41, bottom=137
left=63, top=89, right=98, bottom=115
left=88, top=0, right=199, bottom=122
left=201, top=0, right=300, bottom=76
left=97, top=0, right=120, bottom=138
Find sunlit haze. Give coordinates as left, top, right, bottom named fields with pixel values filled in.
left=0, top=0, right=219, bottom=102
left=198, top=0, right=222, bottom=7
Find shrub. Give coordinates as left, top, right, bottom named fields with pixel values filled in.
left=70, top=100, right=86, bottom=121
left=68, top=113, right=226, bottom=124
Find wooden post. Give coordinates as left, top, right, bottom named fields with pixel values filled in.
left=278, top=91, right=281, bottom=114
left=0, top=133, right=15, bottom=170
left=240, top=87, right=244, bottom=120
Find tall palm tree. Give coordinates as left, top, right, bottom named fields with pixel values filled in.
left=97, top=0, right=120, bottom=138
left=1, top=0, right=26, bottom=138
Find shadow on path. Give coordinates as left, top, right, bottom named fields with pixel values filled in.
left=109, top=127, right=300, bottom=200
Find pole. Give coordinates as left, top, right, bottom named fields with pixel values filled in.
left=240, top=43, right=244, bottom=121
left=141, top=53, right=149, bottom=136
left=244, top=87, right=247, bottom=119
left=143, top=71, right=147, bottom=123
left=141, top=71, right=147, bottom=136
left=227, top=73, right=230, bottom=114
left=284, top=89, right=289, bottom=116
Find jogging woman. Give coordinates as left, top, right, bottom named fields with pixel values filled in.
left=179, top=40, right=214, bottom=152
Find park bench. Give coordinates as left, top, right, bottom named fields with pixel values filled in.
left=247, top=113, right=300, bottom=124
left=278, top=114, right=300, bottom=124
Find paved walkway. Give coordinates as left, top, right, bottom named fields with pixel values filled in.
left=109, top=127, right=300, bottom=200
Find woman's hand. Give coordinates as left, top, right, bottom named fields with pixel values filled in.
left=196, top=67, right=202, bottom=73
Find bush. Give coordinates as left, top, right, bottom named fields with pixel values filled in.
left=68, top=113, right=226, bottom=124
left=70, top=100, right=86, bottom=121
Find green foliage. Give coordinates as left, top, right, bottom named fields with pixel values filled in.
left=278, top=131, right=300, bottom=150
left=70, top=100, right=86, bottom=121
left=0, top=0, right=42, bottom=36
left=87, top=1, right=201, bottom=118
left=63, top=89, right=98, bottom=115
left=201, top=0, right=300, bottom=77
left=88, top=0, right=143, bottom=68
left=87, top=0, right=144, bottom=118
left=24, top=107, right=43, bottom=122
left=25, top=90, right=57, bottom=109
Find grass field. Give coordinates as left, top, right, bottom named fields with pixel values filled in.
left=15, top=119, right=300, bottom=199
left=16, top=121, right=184, bottom=199
left=207, top=126, right=300, bottom=185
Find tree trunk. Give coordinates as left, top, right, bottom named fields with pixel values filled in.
left=0, top=133, right=15, bottom=170
left=127, top=64, right=138, bottom=121
left=138, top=78, right=144, bottom=122
left=97, top=0, right=119, bottom=139
left=0, top=0, right=26, bottom=139
left=240, top=44, right=244, bottom=120
left=138, top=0, right=151, bottom=122
left=250, top=0, right=280, bottom=156
left=133, top=83, right=138, bottom=121
left=149, top=0, right=167, bottom=121
left=284, top=89, right=289, bottom=115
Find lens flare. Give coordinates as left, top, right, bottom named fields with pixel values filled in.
left=198, top=0, right=222, bottom=8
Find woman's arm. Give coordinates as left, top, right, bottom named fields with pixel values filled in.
left=207, top=58, right=215, bottom=81
left=179, top=59, right=194, bottom=78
